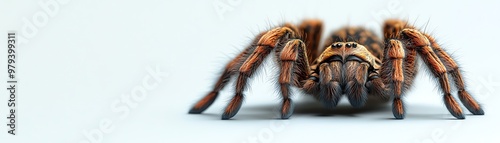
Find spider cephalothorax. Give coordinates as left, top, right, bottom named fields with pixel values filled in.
left=188, top=19, right=484, bottom=120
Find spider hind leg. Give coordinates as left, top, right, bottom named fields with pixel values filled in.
left=424, top=34, right=484, bottom=115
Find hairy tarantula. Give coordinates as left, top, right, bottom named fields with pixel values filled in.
left=188, top=19, right=484, bottom=120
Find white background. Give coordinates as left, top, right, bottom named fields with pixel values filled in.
left=1, top=0, right=500, bottom=143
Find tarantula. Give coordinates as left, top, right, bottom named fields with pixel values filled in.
left=188, top=19, right=484, bottom=120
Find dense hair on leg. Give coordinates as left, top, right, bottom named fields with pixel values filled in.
left=302, top=73, right=320, bottom=97
left=424, top=34, right=484, bottom=115
left=400, top=29, right=465, bottom=119
left=277, top=40, right=310, bottom=119
left=318, top=62, right=343, bottom=108
left=297, top=19, right=323, bottom=64
left=381, top=39, right=407, bottom=119
left=188, top=33, right=264, bottom=114
left=222, top=27, right=297, bottom=119
left=345, top=61, right=369, bottom=108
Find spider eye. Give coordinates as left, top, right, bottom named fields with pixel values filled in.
left=352, top=43, right=357, bottom=48
left=332, top=43, right=342, bottom=48
left=346, top=43, right=352, bottom=48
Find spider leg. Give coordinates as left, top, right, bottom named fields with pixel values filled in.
left=317, top=62, right=343, bottom=108
left=222, top=27, right=298, bottom=120
left=400, top=29, right=465, bottom=119
left=381, top=40, right=410, bottom=119
left=366, top=73, right=388, bottom=100
left=303, top=73, right=320, bottom=96
left=188, top=33, right=264, bottom=114
left=277, top=39, right=309, bottom=119
left=297, top=19, right=323, bottom=63
left=345, top=61, right=370, bottom=108
left=424, top=34, right=484, bottom=115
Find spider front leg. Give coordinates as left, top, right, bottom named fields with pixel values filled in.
left=221, top=27, right=300, bottom=120
left=188, top=33, right=264, bottom=114
left=277, top=40, right=310, bottom=119
left=189, top=20, right=323, bottom=120
left=276, top=20, right=322, bottom=119
left=365, top=73, right=388, bottom=100
left=381, top=39, right=411, bottom=119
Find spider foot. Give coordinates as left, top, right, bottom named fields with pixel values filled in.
left=469, top=107, right=484, bottom=115
left=393, top=113, right=405, bottom=119
left=221, top=94, right=244, bottom=120
left=451, top=113, right=465, bottom=119
left=458, top=91, right=484, bottom=115
left=188, top=92, right=218, bottom=114
left=392, top=98, right=405, bottom=119
left=221, top=112, right=239, bottom=120
left=188, top=108, right=204, bottom=114
left=280, top=99, right=294, bottom=119
left=444, top=95, right=465, bottom=119
left=221, top=108, right=241, bottom=120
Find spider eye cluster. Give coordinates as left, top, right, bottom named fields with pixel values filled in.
left=331, top=43, right=357, bottom=48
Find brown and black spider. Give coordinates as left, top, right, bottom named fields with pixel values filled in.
left=188, top=19, right=484, bottom=120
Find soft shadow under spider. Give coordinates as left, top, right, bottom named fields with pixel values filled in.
left=198, top=113, right=276, bottom=120
left=245, top=96, right=392, bottom=118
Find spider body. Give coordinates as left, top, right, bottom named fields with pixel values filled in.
left=188, top=19, right=484, bottom=120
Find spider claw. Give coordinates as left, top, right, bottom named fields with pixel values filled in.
left=188, top=108, right=204, bottom=114
left=221, top=110, right=240, bottom=120
left=188, top=92, right=218, bottom=114
left=451, top=113, right=465, bottom=119
left=188, top=102, right=214, bottom=114
left=393, top=112, right=405, bottom=119
left=471, top=108, right=485, bottom=115
left=464, top=105, right=485, bottom=115
left=281, top=112, right=293, bottom=119
left=221, top=114, right=233, bottom=120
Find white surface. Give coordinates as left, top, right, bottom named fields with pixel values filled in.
left=1, top=0, right=499, bottom=143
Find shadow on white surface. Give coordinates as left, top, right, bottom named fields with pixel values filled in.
left=189, top=96, right=477, bottom=120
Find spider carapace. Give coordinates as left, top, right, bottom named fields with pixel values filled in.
left=188, top=19, right=484, bottom=120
